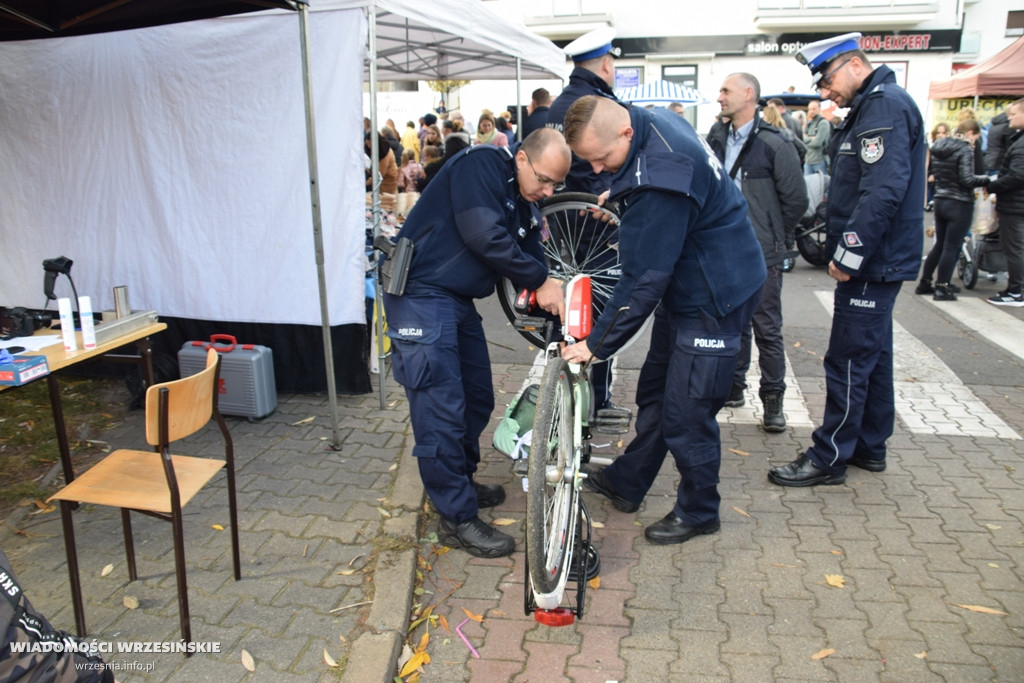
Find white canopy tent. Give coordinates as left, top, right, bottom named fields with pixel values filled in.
left=0, top=0, right=565, bottom=433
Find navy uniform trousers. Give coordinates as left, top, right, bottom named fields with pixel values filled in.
left=805, top=279, right=902, bottom=472
left=603, top=291, right=760, bottom=525
left=384, top=291, right=494, bottom=524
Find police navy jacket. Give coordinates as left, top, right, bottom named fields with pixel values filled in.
left=546, top=67, right=617, bottom=195
left=394, top=143, right=548, bottom=299
left=589, top=105, right=766, bottom=359
left=826, top=65, right=925, bottom=281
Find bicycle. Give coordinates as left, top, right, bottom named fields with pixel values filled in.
left=497, top=192, right=649, bottom=352
left=506, top=276, right=622, bottom=626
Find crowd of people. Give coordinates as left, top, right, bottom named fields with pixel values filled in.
left=374, top=28, right=1024, bottom=558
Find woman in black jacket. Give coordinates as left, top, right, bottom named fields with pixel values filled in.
left=916, top=119, right=991, bottom=300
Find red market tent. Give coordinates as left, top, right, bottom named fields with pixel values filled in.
left=928, top=35, right=1024, bottom=99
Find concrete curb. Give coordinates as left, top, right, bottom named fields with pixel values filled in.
left=344, top=440, right=424, bottom=681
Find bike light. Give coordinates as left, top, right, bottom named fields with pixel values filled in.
left=534, top=607, right=575, bottom=627
left=565, top=275, right=592, bottom=340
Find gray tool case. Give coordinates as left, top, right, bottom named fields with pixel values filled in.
left=177, top=334, right=276, bottom=420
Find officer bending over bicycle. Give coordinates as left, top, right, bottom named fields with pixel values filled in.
left=561, top=96, right=766, bottom=545
left=382, top=129, right=569, bottom=558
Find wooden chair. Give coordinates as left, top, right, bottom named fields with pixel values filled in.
left=49, top=348, right=240, bottom=647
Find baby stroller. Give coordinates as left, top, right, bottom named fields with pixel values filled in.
left=795, top=171, right=830, bottom=267
left=958, top=199, right=1006, bottom=289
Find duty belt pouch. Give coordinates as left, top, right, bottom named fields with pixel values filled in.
left=375, top=234, right=414, bottom=296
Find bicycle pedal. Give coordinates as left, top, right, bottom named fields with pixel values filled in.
left=513, top=460, right=529, bottom=477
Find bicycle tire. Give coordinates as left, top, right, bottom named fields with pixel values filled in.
left=795, top=207, right=829, bottom=267
left=526, top=356, right=577, bottom=599
left=498, top=193, right=622, bottom=348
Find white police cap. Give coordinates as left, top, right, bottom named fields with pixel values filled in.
left=563, top=27, right=620, bottom=62
left=796, top=32, right=862, bottom=82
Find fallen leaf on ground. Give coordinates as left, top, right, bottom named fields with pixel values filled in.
left=123, top=596, right=139, bottom=609
left=291, top=416, right=315, bottom=426
left=985, top=524, right=1002, bottom=530
left=323, top=649, right=337, bottom=667
left=377, top=507, right=392, bottom=518
left=955, top=604, right=1007, bottom=615
left=825, top=574, right=846, bottom=588
left=491, top=518, right=518, bottom=526
left=100, top=564, right=114, bottom=577
left=728, top=448, right=750, bottom=457
left=830, top=550, right=843, bottom=555
left=416, top=631, right=429, bottom=653
left=211, top=523, right=224, bottom=531
left=241, top=649, right=255, bottom=672
left=793, top=341, right=802, bottom=348
left=389, top=463, right=398, bottom=471
left=811, top=648, right=835, bottom=660
left=732, top=506, right=752, bottom=518
left=591, top=520, right=605, bottom=529
left=438, top=615, right=450, bottom=632
left=399, top=650, right=429, bottom=677
left=337, top=569, right=357, bottom=576
left=588, top=576, right=600, bottom=589
left=461, top=607, right=483, bottom=623
left=915, top=651, right=927, bottom=659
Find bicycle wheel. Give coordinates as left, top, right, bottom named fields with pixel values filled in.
left=526, top=357, right=578, bottom=600
left=796, top=204, right=829, bottom=267
left=498, top=193, right=621, bottom=348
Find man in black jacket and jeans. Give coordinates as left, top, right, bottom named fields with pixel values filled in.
left=987, top=98, right=1024, bottom=306
left=708, top=72, right=808, bottom=432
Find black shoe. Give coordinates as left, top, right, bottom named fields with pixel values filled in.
left=439, top=516, right=515, bottom=558
left=473, top=480, right=506, bottom=508
left=987, top=290, right=1024, bottom=307
left=582, top=468, right=639, bottom=513
left=933, top=283, right=957, bottom=301
left=723, top=384, right=745, bottom=408
left=915, top=279, right=934, bottom=295
left=768, top=455, right=846, bottom=487
left=847, top=454, right=886, bottom=472
left=761, top=393, right=787, bottom=433
left=644, top=513, right=720, bottom=545
left=947, top=282, right=961, bottom=294
left=595, top=401, right=632, bottom=421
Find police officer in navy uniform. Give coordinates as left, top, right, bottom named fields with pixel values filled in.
left=546, top=27, right=631, bottom=427
left=562, top=96, right=765, bottom=544
left=383, top=129, right=570, bottom=557
left=768, top=33, right=926, bottom=487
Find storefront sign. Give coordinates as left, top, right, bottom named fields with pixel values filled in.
left=931, top=97, right=1017, bottom=129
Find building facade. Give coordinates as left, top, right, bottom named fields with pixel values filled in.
left=472, top=0, right=1021, bottom=134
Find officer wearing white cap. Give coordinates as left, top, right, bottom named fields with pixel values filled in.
left=546, top=26, right=631, bottom=427
left=769, top=33, right=926, bottom=487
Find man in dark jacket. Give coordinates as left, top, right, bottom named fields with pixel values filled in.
left=986, top=98, right=1024, bottom=306
left=708, top=72, right=808, bottom=433
left=563, top=96, right=765, bottom=545
left=384, top=130, right=569, bottom=557
left=769, top=32, right=926, bottom=487
left=546, top=27, right=630, bottom=427
left=521, top=87, right=551, bottom=139
left=984, top=110, right=1012, bottom=173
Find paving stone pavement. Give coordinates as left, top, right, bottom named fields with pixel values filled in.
left=2, top=352, right=1024, bottom=682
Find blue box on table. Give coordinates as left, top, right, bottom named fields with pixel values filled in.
left=0, top=354, right=49, bottom=386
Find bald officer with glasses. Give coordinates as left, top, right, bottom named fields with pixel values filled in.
left=382, top=129, right=569, bottom=557
left=768, top=33, right=925, bottom=487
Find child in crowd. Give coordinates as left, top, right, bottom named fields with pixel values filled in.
left=398, top=148, right=424, bottom=192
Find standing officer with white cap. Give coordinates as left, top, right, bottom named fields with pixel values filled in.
left=768, top=32, right=925, bottom=487
left=546, top=26, right=631, bottom=426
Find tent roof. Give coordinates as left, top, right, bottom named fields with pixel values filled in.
left=0, top=1, right=566, bottom=81
left=616, top=80, right=709, bottom=106
left=0, top=1, right=296, bottom=41
left=928, top=36, right=1024, bottom=99
left=334, top=0, right=567, bottom=81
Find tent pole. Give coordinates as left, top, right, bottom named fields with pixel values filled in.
left=516, top=57, right=523, bottom=142
left=297, top=1, right=343, bottom=450
left=369, top=6, right=388, bottom=410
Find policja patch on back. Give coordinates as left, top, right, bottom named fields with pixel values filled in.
left=860, top=136, right=884, bottom=163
